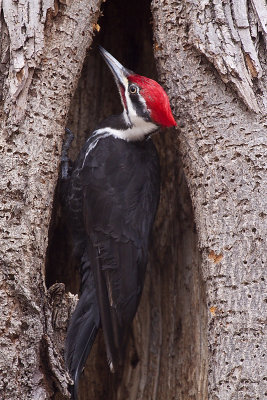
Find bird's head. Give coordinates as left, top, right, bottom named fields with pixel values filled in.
left=99, top=47, right=176, bottom=140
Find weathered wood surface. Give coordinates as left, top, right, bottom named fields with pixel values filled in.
left=151, top=0, right=267, bottom=398
left=0, top=1, right=102, bottom=398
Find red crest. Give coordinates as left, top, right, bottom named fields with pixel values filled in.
left=128, top=75, right=176, bottom=127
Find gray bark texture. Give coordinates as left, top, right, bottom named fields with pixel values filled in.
left=0, top=0, right=103, bottom=398
left=0, top=0, right=266, bottom=399
left=151, top=0, right=267, bottom=399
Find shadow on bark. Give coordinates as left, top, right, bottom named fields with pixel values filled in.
left=46, top=0, right=207, bottom=398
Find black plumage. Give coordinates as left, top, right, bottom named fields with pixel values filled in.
left=62, top=46, right=178, bottom=399
left=64, top=121, right=160, bottom=397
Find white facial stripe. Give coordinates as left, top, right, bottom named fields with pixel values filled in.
left=136, top=91, right=146, bottom=107
left=114, top=83, right=157, bottom=140
left=124, top=85, right=138, bottom=119
left=81, top=115, right=158, bottom=168
left=94, top=117, right=157, bottom=141
left=82, top=82, right=156, bottom=163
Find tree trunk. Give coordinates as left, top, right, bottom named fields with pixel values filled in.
left=1, top=0, right=266, bottom=400
left=151, top=0, right=267, bottom=398
left=0, top=1, right=103, bottom=398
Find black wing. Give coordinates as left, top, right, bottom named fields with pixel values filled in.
left=81, top=136, right=160, bottom=370
left=65, top=253, right=100, bottom=400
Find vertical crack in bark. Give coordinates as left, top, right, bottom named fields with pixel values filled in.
left=0, top=12, right=10, bottom=113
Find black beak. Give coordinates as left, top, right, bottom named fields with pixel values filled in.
left=99, top=46, right=133, bottom=87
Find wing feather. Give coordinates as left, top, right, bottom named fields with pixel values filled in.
left=65, top=254, right=100, bottom=398
left=81, top=136, right=160, bottom=369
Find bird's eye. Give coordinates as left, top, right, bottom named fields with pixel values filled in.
left=129, top=85, right=137, bottom=94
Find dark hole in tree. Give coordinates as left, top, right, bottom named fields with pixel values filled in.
left=46, top=0, right=207, bottom=398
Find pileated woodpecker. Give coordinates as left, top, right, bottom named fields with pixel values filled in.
left=63, top=47, right=176, bottom=399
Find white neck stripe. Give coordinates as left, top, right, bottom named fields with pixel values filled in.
left=81, top=116, right=157, bottom=167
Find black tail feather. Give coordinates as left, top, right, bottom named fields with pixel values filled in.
left=65, top=254, right=100, bottom=399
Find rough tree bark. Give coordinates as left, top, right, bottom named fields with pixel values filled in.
left=151, top=0, right=267, bottom=399
left=0, top=1, right=103, bottom=398
left=0, top=1, right=266, bottom=400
